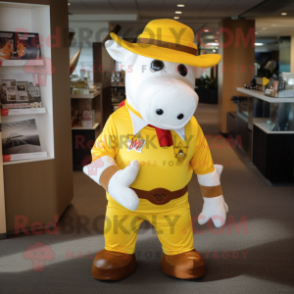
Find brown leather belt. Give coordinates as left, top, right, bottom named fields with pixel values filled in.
left=131, top=186, right=188, bottom=205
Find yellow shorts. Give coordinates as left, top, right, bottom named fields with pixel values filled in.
left=104, top=192, right=194, bottom=255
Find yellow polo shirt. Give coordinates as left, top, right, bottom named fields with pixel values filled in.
left=91, top=101, right=215, bottom=192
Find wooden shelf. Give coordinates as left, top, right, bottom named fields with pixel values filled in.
left=72, top=122, right=99, bottom=130
left=237, top=87, right=294, bottom=103
left=1, top=108, right=46, bottom=116
left=70, top=90, right=100, bottom=99
left=111, top=85, right=125, bottom=88
left=3, top=156, right=53, bottom=166
left=0, top=59, right=44, bottom=67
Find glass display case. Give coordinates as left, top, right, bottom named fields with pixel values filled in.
left=236, top=87, right=294, bottom=184
left=264, top=72, right=294, bottom=98
left=252, top=100, right=294, bottom=133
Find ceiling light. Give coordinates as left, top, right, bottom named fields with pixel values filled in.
left=212, top=49, right=216, bottom=52
left=175, top=11, right=182, bottom=14
left=68, top=2, right=71, bottom=5
left=207, top=43, right=219, bottom=46
left=174, top=16, right=180, bottom=19
left=255, top=43, right=264, bottom=46
left=281, top=12, right=287, bottom=16
left=204, top=29, right=209, bottom=33
left=177, top=4, right=185, bottom=7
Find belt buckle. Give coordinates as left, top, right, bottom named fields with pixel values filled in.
left=151, top=188, right=170, bottom=204
left=153, top=191, right=168, bottom=202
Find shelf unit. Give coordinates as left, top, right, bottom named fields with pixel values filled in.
left=72, top=122, right=99, bottom=130
left=70, top=90, right=101, bottom=99
left=71, top=89, right=101, bottom=170
left=0, top=0, right=73, bottom=237
left=0, top=3, right=54, bottom=165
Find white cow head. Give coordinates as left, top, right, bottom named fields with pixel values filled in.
left=106, top=40, right=203, bottom=130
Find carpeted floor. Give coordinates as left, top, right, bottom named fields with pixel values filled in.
left=1, top=104, right=294, bottom=293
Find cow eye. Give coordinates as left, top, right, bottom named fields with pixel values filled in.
left=151, top=60, right=164, bottom=72
left=177, top=64, right=187, bottom=76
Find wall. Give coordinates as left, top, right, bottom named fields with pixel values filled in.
left=69, top=21, right=109, bottom=84
left=279, top=37, right=291, bottom=73
left=69, top=21, right=109, bottom=47
left=290, top=35, right=294, bottom=73
left=70, top=47, right=94, bottom=83
left=218, top=19, right=255, bottom=134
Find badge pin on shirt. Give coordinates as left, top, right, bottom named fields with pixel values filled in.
left=127, top=133, right=146, bottom=153
left=174, top=141, right=187, bottom=164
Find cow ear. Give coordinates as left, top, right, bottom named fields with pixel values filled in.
left=194, top=67, right=204, bottom=79
left=105, top=40, right=136, bottom=66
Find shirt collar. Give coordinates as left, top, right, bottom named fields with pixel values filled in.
left=125, top=100, right=186, bottom=141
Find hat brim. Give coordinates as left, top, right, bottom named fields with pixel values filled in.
left=110, top=33, right=221, bottom=68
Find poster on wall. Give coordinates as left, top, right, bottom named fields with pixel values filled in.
left=0, top=31, right=41, bottom=63
left=1, top=118, right=47, bottom=162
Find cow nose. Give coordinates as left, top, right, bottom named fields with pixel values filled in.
left=177, top=113, right=184, bottom=120
left=156, top=109, right=164, bottom=115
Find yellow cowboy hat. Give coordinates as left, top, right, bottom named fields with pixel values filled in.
left=110, top=19, right=221, bottom=68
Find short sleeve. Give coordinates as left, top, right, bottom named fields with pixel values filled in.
left=91, top=115, right=118, bottom=162
left=190, top=119, right=215, bottom=175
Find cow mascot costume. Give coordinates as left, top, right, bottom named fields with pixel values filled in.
left=83, top=19, right=228, bottom=280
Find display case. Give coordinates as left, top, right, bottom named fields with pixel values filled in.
left=0, top=5, right=54, bottom=165
left=264, top=72, right=294, bottom=98
left=0, top=0, right=73, bottom=236
left=235, top=88, right=294, bottom=184
left=253, top=102, right=294, bottom=133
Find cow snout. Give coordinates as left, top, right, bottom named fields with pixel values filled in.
left=137, top=77, right=198, bottom=130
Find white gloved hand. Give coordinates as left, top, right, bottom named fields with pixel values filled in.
left=198, top=164, right=228, bottom=228
left=198, top=195, right=229, bottom=228
left=108, top=160, right=140, bottom=211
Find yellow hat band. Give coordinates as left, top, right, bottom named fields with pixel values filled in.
left=137, top=38, right=197, bottom=56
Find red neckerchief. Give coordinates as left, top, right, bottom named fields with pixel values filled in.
left=119, top=100, right=173, bottom=147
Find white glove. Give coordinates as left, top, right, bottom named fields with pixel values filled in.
left=198, top=195, right=229, bottom=228
left=108, top=160, right=140, bottom=211
left=197, top=164, right=228, bottom=228
left=83, top=156, right=140, bottom=211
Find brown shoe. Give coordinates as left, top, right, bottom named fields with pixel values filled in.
left=92, top=249, right=136, bottom=280
left=161, top=249, right=206, bottom=279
